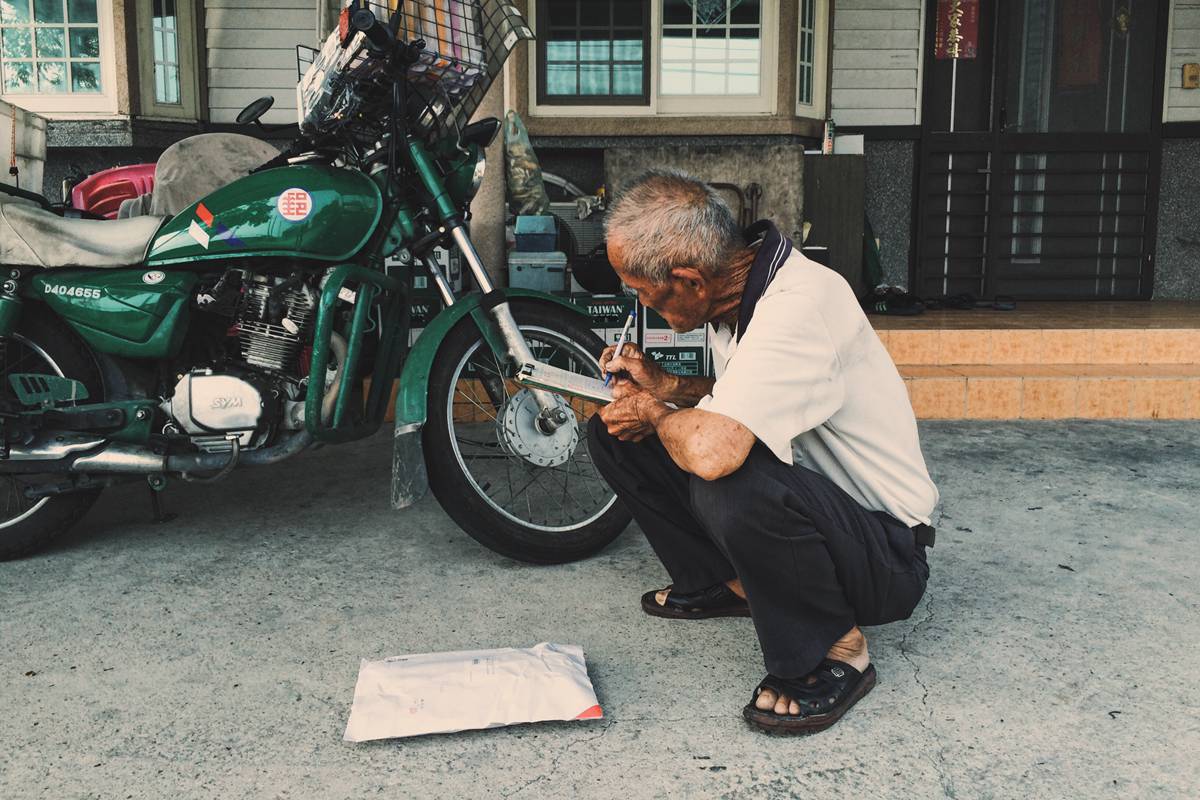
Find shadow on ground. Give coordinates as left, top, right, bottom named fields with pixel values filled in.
left=1, top=422, right=1197, bottom=799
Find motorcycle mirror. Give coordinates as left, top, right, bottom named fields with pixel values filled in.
left=236, top=96, right=275, bottom=127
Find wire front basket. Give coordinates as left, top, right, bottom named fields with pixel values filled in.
left=297, top=0, right=532, bottom=141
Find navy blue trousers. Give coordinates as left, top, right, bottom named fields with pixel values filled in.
left=588, top=416, right=930, bottom=678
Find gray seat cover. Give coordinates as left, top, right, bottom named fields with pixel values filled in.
left=0, top=133, right=277, bottom=268
left=0, top=195, right=164, bottom=268
left=150, top=133, right=279, bottom=217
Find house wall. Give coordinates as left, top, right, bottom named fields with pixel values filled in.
left=863, top=138, right=915, bottom=288
left=1156, top=2, right=1200, bottom=298
left=605, top=144, right=806, bottom=245
left=1165, top=0, right=1200, bottom=122
left=1154, top=140, right=1200, bottom=300
left=830, top=0, right=923, bottom=127
left=204, top=0, right=318, bottom=125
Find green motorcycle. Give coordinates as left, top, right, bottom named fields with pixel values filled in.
left=0, top=0, right=629, bottom=563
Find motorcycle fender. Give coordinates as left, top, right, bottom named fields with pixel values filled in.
left=393, top=288, right=585, bottom=429
left=389, top=289, right=586, bottom=510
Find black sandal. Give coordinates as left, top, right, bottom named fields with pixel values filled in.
left=742, top=659, right=877, bottom=735
left=640, top=583, right=751, bottom=619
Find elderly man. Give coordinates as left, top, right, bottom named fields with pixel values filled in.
left=588, top=170, right=938, bottom=734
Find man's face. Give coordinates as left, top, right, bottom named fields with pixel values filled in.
left=608, top=239, right=713, bottom=332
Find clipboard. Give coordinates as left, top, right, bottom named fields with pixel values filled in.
left=515, top=361, right=613, bottom=404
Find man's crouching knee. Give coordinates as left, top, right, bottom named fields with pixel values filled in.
left=688, top=453, right=764, bottom=543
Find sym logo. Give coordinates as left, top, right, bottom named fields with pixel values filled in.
left=210, top=396, right=244, bottom=410
left=44, top=284, right=101, bottom=300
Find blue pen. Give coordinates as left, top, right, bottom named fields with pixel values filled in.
left=603, top=306, right=638, bottom=387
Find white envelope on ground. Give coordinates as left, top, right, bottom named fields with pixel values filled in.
left=343, top=642, right=603, bottom=742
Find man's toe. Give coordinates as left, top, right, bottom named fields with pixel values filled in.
left=755, top=689, right=777, bottom=711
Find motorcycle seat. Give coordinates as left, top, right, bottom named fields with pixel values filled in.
left=0, top=195, right=164, bottom=269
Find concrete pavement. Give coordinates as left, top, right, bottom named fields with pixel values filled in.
left=1, top=421, right=1198, bottom=799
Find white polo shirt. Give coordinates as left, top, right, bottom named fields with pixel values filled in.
left=695, top=251, right=939, bottom=527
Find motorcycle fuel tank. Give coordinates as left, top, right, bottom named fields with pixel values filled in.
left=146, top=165, right=382, bottom=266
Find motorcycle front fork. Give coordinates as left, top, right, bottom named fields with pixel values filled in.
left=428, top=225, right=570, bottom=433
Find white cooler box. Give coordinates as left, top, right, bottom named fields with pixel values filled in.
left=508, top=251, right=567, bottom=293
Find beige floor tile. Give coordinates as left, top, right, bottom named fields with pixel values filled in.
left=1143, top=329, right=1200, bottom=364
left=1022, top=378, right=1079, bottom=419
left=899, top=365, right=961, bottom=378
left=908, top=377, right=966, bottom=419
left=1039, top=330, right=1094, bottom=363
left=1077, top=378, right=1135, bottom=418
left=938, top=329, right=992, bottom=364
left=966, top=378, right=1023, bottom=419
left=952, top=365, right=1027, bottom=377
left=990, top=330, right=1044, bottom=363
left=1091, top=330, right=1144, bottom=363
left=1129, top=379, right=1196, bottom=419
left=888, top=330, right=940, bottom=365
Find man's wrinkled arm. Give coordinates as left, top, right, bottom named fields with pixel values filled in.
left=642, top=403, right=755, bottom=480
left=658, top=374, right=716, bottom=408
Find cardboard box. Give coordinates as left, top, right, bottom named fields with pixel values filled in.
left=408, top=295, right=441, bottom=346
left=644, top=346, right=706, bottom=377
left=638, top=304, right=710, bottom=381
left=569, top=293, right=636, bottom=345
left=639, top=304, right=710, bottom=376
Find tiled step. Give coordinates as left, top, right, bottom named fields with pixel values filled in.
left=880, top=328, right=1200, bottom=366
left=901, top=365, right=1200, bottom=420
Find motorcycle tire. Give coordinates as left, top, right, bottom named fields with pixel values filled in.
left=0, top=307, right=106, bottom=561
left=424, top=302, right=631, bottom=564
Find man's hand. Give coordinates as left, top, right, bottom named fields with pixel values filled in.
left=598, top=379, right=669, bottom=442
left=600, top=342, right=675, bottom=400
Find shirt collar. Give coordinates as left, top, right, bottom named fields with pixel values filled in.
left=736, top=219, right=794, bottom=342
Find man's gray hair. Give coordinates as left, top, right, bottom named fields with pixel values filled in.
left=605, top=169, right=743, bottom=285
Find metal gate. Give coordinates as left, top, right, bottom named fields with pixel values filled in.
left=915, top=0, right=1168, bottom=300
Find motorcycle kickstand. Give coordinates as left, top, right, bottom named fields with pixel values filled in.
left=147, top=475, right=177, bottom=524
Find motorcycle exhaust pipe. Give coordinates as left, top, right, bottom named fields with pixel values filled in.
left=0, top=431, right=313, bottom=476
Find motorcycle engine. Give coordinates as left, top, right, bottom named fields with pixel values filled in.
left=168, top=271, right=319, bottom=453
left=236, top=277, right=316, bottom=371
left=169, top=370, right=272, bottom=452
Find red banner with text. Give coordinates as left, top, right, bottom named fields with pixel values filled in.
left=934, top=0, right=979, bottom=60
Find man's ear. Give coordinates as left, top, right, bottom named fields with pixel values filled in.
left=669, top=265, right=707, bottom=293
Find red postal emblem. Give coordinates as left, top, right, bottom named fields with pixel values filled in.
left=277, top=188, right=313, bottom=222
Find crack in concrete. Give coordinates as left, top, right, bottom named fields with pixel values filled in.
left=501, top=721, right=617, bottom=797
left=898, top=503, right=956, bottom=799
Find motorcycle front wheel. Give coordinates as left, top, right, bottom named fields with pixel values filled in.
left=424, top=303, right=631, bottom=564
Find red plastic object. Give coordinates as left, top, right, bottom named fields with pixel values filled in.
left=70, top=163, right=156, bottom=219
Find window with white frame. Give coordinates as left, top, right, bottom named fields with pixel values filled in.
left=794, top=0, right=827, bottom=117
left=0, top=0, right=115, bottom=112
left=531, top=0, right=779, bottom=116
left=661, top=0, right=762, bottom=97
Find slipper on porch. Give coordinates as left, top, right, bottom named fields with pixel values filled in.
left=640, top=583, right=751, bottom=619
left=742, top=659, right=877, bottom=735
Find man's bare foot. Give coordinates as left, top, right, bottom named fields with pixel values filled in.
left=724, top=578, right=747, bottom=600
left=755, top=627, right=870, bottom=715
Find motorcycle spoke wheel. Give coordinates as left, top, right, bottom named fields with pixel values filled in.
left=445, top=326, right=616, bottom=533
